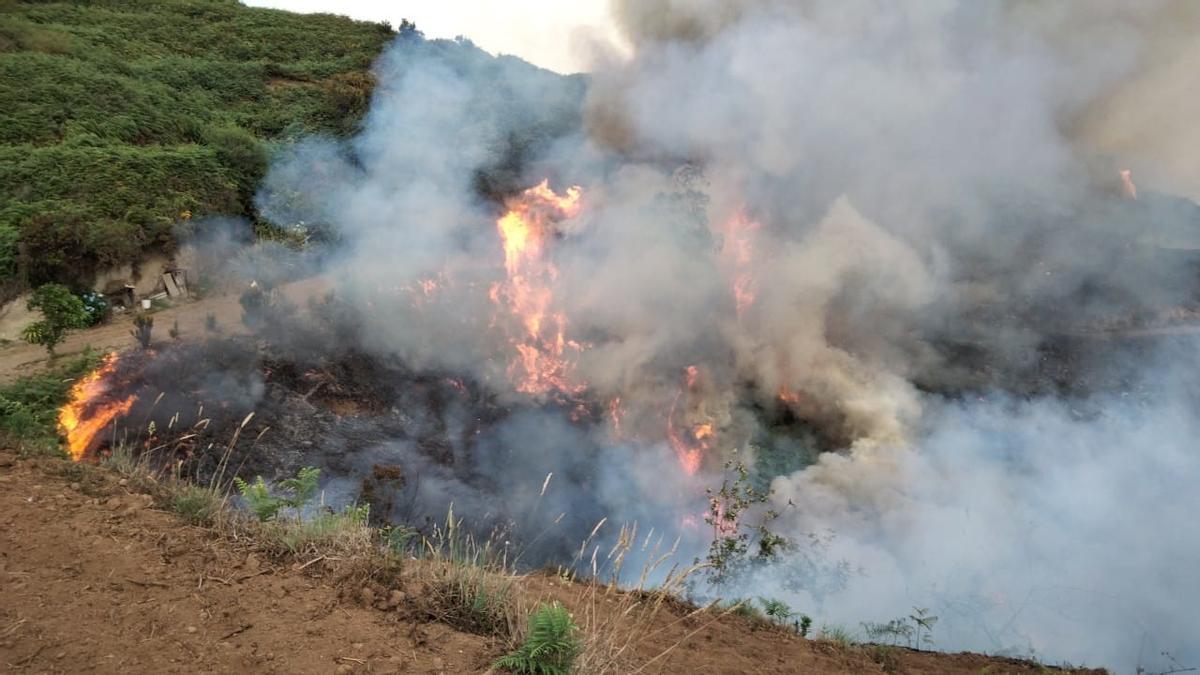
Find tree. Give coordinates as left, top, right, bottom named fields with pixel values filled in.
left=22, top=284, right=89, bottom=355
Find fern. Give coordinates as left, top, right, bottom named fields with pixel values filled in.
left=232, top=466, right=321, bottom=522
left=493, top=602, right=581, bottom=675
left=279, top=466, right=320, bottom=508
left=233, top=475, right=282, bottom=521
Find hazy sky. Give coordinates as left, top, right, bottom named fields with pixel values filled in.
left=242, top=1, right=622, bottom=73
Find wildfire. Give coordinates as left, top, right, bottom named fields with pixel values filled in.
left=667, top=365, right=713, bottom=475
left=718, top=211, right=761, bottom=318
left=58, top=353, right=136, bottom=461
left=490, top=179, right=585, bottom=396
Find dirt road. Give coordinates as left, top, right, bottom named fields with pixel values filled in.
left=0, top=278, right=329, bottom=385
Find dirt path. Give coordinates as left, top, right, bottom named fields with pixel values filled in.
left=0, top=278, right=329, bottom=386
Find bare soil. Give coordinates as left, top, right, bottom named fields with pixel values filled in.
left=0, top=449, right=1106, bottom=674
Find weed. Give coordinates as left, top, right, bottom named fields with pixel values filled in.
left=871, top=644, right=901, bottom=673
left=757, top=596, right=812, bottom=636
left=263, top=503, right=373, bottom=556
left=99, top=442, right=143, bottom=477
left=425, top=561, right=516, bottom=638
left=232, top=465, right=320, bottom=521
left=819, top=624, right=858, bottom=648
left=494, top=602, right=581, bottom=675
left=862, top=618, right=914, bottom=646
left=170, top=484, right=223, bottom=525
left=909, top=607, right=938, bottom=648
left=131, top=314, right=153, bottom=349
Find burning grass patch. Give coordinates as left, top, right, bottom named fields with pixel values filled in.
left=0, top=350, right=102, bottom=456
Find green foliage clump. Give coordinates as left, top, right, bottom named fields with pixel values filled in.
left=170, top=484, right=223, bottom=525
left=493, top=602, right=581, bottom=675
left=233, top=465, right=320, bottom=521
left=0, top=350, right=102, bottom=454
left=0, top=0, right=396, bottom=289
left=699, top=460, right=791, bottom=586
left=22, top=283, right=90, bottom=353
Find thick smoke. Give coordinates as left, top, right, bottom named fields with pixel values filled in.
left=253, top=3, right=1200, bottom=669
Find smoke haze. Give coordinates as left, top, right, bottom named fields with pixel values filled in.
left=252, top=3, right=1200, bottom=668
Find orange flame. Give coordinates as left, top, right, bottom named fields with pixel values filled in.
left=490, top=180, right=585, bottom=396
left=58, top=354, right=136, bottom=461
left=667, top=365, right=710, bottom=475
left=718, top=211, right=761, bottom=319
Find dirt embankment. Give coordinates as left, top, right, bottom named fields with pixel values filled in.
left=0, top=449, right=1106, bottom=675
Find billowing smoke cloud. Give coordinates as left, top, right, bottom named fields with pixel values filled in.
left=252, top=4, right=1200, bottom=669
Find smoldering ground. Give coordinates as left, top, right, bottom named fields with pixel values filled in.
left=235, top=3, right=1200, bottom=668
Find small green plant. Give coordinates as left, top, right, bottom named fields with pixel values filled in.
left=493, top=602, right=581, bottom=675
left=862, top=607, right=938, bottom=649
left=170, top=485, right=223, bottom=525
left=909, top=606, right=938, bottom=648
left=268, top=504, right=372, bottom=555
left=758, top=597, right=811, bottom=636
left=233, top=475, right=283, bottom=521
left=862, top=618, right=914, bottom=646
left=131, top=313, right=154, bottom=349
left=22, top=283, right=90, bottom=355
left=233, top=466, right=321, bottom=521
left=698, top=460, right=791, bottom=586
left=760, top=597, right=792, bottom=622
left=819, top=624, right=857, bottom=648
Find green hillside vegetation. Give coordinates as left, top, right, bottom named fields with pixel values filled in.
left=0, top=0, right=396, bottom=296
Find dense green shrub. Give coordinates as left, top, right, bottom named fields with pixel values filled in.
left=22, top=283, right=91, bottom=354
left=0, top=0, right=396, bottom=289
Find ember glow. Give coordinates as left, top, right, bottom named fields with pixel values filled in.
left=58, top=354, right=136, bottom=461
left=490, top=179, right=585, bottom=396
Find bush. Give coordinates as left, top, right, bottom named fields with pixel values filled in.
left=0, top=0, right=397, bottom=291
left=22, top=283, right=90, bottom=354
left=494, top=602, right=581, bottom=675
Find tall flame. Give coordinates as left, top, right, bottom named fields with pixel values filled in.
left=667, top=365, right=711, bottom=475
left=718, top=211, right=761, bottom=319
left=58, top=353, right=136, bottom=461
left=490, top=179, right=585, bottom=396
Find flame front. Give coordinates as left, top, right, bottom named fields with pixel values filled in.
left=667, top=365, right=713, bottom=475
left=58, top=353, right=136, bottom=461
left=490, top=179, right=585, bottom=395
left=719, top=211, right=762, bottom=319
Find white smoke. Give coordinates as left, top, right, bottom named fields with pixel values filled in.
left=252, top=3, right=1200, bottom=669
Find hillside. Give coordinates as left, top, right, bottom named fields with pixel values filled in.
left=0, top=0, right=396, bottom=295
left=0, top=446, right=1106, bottom=674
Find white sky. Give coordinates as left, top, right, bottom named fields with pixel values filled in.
left=242, top=1, right=623, bottom=74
